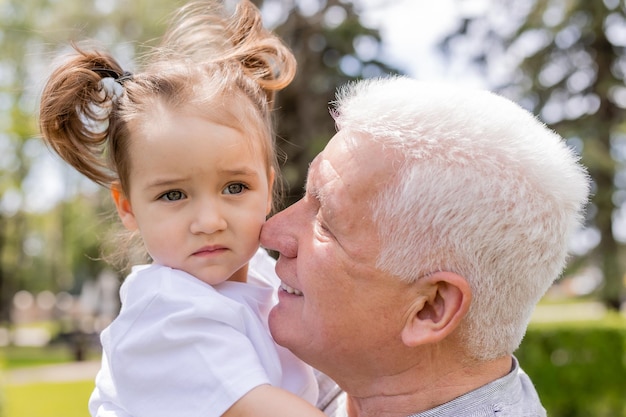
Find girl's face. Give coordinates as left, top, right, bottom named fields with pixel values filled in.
left=113, top=106, right=273, bottom=285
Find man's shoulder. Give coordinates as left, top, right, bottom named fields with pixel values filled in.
left=404, top=358, right=546, bottom=417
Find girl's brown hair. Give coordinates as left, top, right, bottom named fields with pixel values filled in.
left=40, top=0, right=295, bottom=194
left=39, top=0, right=296, bottom=267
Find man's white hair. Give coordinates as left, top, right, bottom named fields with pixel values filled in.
left=331, top=76, right=590, bottom=361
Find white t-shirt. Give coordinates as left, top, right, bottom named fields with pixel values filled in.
left=89, top=248, right=319, bottom=417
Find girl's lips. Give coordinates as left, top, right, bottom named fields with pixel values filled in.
left=192, top=246, right=227, bottom=256
left=280, top=281, right=303, bottom=296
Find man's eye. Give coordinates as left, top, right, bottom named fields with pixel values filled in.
left=315, top=213, right=332, bottom=235
left=159, top=190, right=186, bottom=201
left=317, top=219, right=330, bottom=233
left=223, top=183, right=247, bottom=195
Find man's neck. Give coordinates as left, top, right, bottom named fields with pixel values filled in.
left=344, top=355, right=513, bottom=417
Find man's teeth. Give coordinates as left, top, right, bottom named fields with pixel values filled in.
left=280, top=282, right=303, bottom=296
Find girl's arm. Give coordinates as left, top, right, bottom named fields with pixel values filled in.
left=224, top=384, right=326, bottom=417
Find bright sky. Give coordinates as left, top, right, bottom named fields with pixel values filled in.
left=358, top=0, right=487, bottom=84
left=359, top=0, right=456, bottom=78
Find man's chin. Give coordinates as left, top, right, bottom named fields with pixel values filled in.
left=268, top=306, right=306, bottom=352
left=268, top=306, right=288, bottom=344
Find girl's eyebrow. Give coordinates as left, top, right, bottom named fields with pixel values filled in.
left=144, top=168, right=260, bottom=190
left=217, top=168, right=258, bottom=177
left=145, top=177, right=188, bottom=190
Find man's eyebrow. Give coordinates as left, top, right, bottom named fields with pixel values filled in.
left=304, top=158, right=325, bottom=206
left=303, top=178, right=317, bottom=201
left=309, top=185, right=324, bottom=205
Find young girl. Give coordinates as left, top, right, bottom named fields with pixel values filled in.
left=38, top=1, right=332, bottom=416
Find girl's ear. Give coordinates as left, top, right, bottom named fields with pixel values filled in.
left=401, top=271, right=472, bottom=347
left=111, top=183, right=138, bottom=231
left=266, top=167, right=275, bottom=216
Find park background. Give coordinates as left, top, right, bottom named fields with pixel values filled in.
left=0, top=0, right=625, bottom=416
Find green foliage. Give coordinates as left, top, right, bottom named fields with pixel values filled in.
left=0, top=0, right=179, bottom=322
left=4, top=380, right=94, bottom=417
left=253, top=0, right=401, bottom=206
left=517, top=315, right=626, bottom=417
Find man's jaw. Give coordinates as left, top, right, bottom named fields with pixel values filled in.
left=279, top=281, right=303, bottom=296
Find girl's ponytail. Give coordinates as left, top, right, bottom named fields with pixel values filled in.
left=39, top=49, right=128, bottom=187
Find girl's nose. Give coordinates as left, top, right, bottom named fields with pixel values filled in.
left=190, top=200, right=227, bottom=235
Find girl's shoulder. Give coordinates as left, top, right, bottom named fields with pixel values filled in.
left=121, top=264, right=217, bottom=301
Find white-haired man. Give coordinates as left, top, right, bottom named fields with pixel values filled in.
left=261, top=76, right=590, bottom=417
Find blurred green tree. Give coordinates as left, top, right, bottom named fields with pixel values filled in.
left=0, top=0, right=175, bottom=325
left=441, top=0, right=626, bottom=309
left=252, top=0, right=400, bottom=206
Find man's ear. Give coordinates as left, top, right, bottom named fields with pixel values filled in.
left=111, top=182, right=138, bottom=231
left=401, top=271, right=471, bottom=347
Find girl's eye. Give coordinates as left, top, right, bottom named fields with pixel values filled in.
left=223, top=183, right=247, bottom=195
left=159, top=190, right=186, bottom=201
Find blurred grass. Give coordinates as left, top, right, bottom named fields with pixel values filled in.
left=2, top=345, right=86, bottom=370
left=2, top=340, right=100, bottom=417
left=5, top=380, right=93, bottom=417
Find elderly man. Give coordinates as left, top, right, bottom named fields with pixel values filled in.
left=261, top=76, right=589, bottom=417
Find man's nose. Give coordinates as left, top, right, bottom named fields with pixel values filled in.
left=261, top=200, right=300, bottom=258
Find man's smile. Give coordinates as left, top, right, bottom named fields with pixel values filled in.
left=280, top=281, right=303, bottom=296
